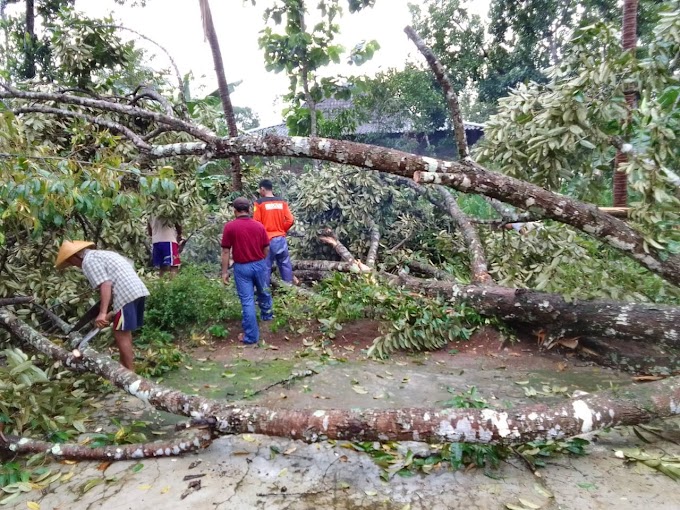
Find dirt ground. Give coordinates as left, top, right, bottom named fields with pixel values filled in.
left=8, top=319, right=680, bottom=510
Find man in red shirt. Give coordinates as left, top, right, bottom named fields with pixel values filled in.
left=253, top=179, right=295, bottom=285
left=221, top=197, right=273, bottom=344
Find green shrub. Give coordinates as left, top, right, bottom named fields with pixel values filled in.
left=143, top=265, right=241, bottom=331
left=134, top=328, right=185, bottom=378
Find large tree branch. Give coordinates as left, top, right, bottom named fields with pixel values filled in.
left=405, top=25, right=469, bottom=160
left=4, top=87, right=678, bottom=285
left=317, top=228, right=371, bottom=272
left=149, top=134, right=680, bottom=285
left=434, top=185, right=492, bottom=284
left=0, top=309, right=223, bottom=416
left=366, top=219, right=380, bottom=269
left=14, top=106, right=151, bottom=151
left=0, top=86, right=216, bottom=143
left=0, top=429, right=212, bottom=461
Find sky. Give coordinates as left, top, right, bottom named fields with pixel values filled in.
left=79, top=0, right=491, bottom=127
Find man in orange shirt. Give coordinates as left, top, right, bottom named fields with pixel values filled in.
left=253, top=179, right=294, bottom=285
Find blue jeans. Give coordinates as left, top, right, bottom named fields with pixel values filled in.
left=233, top=259, right=273, bottom=344
left=266, top=236, right=293, bottom=285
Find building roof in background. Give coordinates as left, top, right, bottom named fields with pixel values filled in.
left=247, top=97, right=485, bottom=137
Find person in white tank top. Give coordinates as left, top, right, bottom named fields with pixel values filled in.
left=147, top=216, right=182, bottom=276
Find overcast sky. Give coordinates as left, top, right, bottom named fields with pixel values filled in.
left=80, top=0, right=491, bottom=127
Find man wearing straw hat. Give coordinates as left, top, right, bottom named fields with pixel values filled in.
left=55, top=241, right=149, bottom=371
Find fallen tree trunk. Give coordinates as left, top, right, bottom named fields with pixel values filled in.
left=293, top=260, right=354, bottom=272
left=2, top=308, right=680, bottom=447
left=287, top=263, right=680, bottom=347
left=317, top=228, right=371, bottom=272
left=397, top=274, right=680, bottom=348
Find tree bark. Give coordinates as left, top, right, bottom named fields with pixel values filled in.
left=0, top=296, right=33, bottom=307
left=0, top=429, right=213, bottom=461
left=24, top=0, right=36, bottom=78
left=198, top=0, right=243, bottom=190
left=3, top=87, right=680, bottom=286
left=406, top=260, right=456, bottom=281
left=366, top=220, right=380, bottom=268
left=434, top=185, right=492, bottom=284
left=405, top=26, right=468, bottom=160
left=396, top=273, right=680, bottom=348
left=2, top=308, right=680, bottom=447
left=613, top=0, right=639, bottom=207
left=293, top=260, right=353, bottom=272
left=317, top=228, right=371, bottom=272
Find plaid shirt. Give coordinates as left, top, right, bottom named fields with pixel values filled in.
left=81, top=250, right=149, bottom=312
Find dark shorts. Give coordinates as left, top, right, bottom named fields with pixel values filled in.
left=113, top=297, right=146, bottom=332
left=152, top=241, right=180, bottom=268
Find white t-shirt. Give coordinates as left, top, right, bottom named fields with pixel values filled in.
left=149, top=217, right=178, bottom=244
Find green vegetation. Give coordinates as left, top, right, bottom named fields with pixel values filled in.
left=143, top=266, right=241, bottom=331
left=0, top=348, right=104, bottom=441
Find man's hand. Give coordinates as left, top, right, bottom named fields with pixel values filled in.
left=222, top=272, right=230, bottom=284
left=95, top=312, right=110, bottom=328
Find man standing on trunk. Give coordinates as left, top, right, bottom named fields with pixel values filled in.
left=253, top=179, right=295, bottom=285
left=221, top=197, right=273, bottom=345
left=55, top=241, right=149, bottom=371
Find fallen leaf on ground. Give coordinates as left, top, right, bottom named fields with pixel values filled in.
left=518, top=498, right=541, bottom=509
left=533, top=483, right=553, bottom=498
left=26, top=502, right=40, bottom=510
left=633, top=375, right=665, bottom=382
left=352, top=385, right=368, bottom=394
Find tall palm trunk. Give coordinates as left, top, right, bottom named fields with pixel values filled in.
left=198, top=0, right=243, bottom=191
left=613, top=0, right=638, bottom=207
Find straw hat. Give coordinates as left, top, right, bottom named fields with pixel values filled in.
left=55, top=240, right=94, bottom=269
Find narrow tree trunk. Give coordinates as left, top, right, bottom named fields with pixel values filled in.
left=405, top=26, right=468, bottom=160
left=24, top=0, right=36, bottom=78
left=198, top=0, right=243, bottom=190
left=366, top=220, right=380, bottom=268
left=434, top=185, right=492, bottom=284
left=613, top=0, right=639, bottom=207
